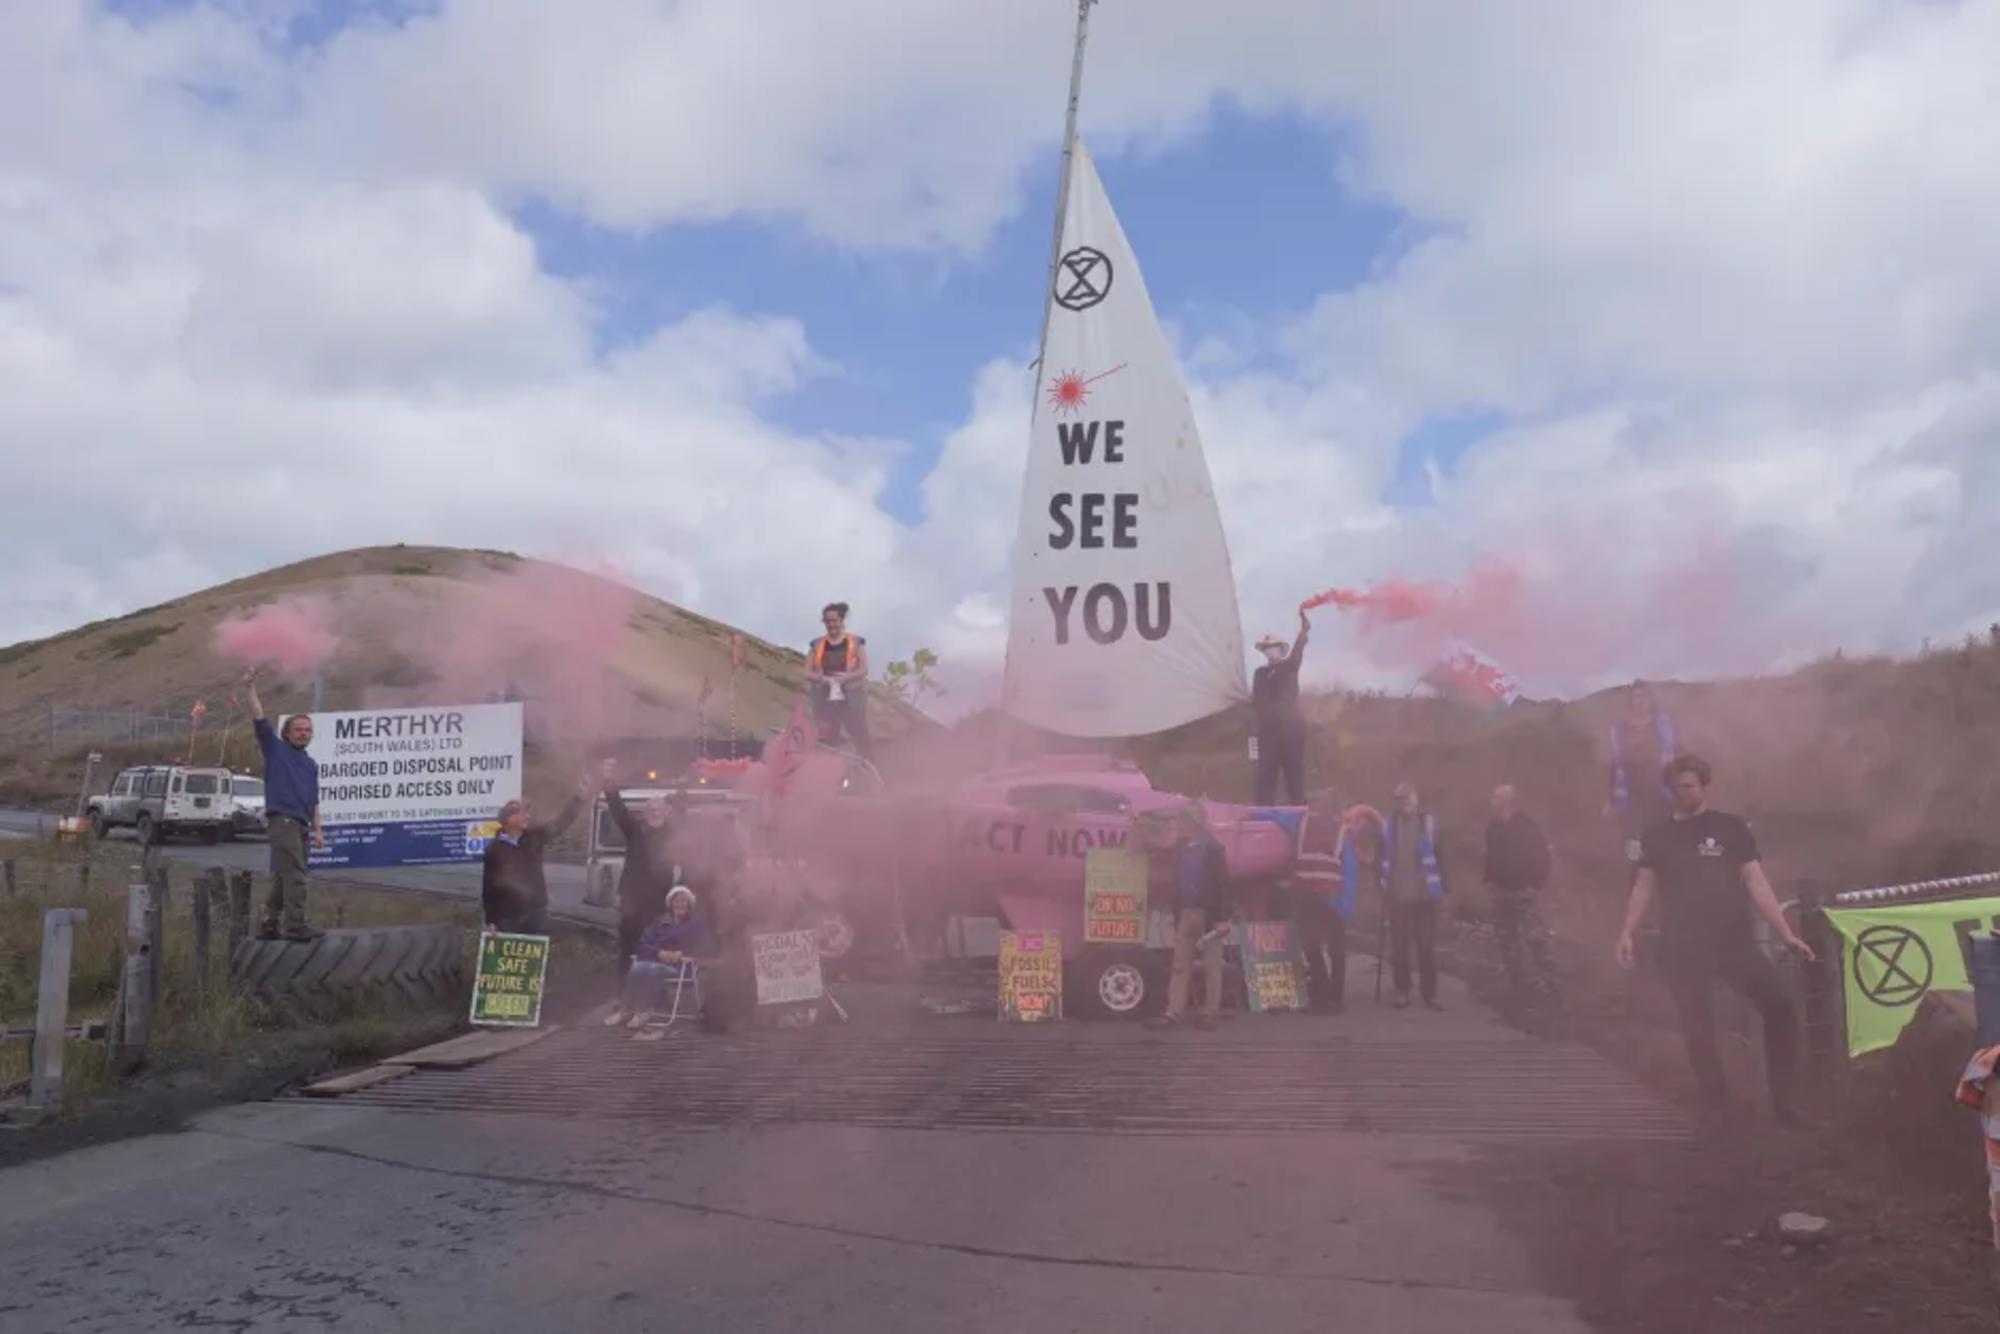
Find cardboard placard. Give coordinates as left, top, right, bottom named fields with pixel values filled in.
left=471, top=931, right=550, bottom=1027
left=751, top=929, right=826, bottom=1006
left=999, top=930, right=1063, bottom=1023
left=1239, top=919, right=1306, bottom=1013
left=1084, top=847, right=1148, bottom=945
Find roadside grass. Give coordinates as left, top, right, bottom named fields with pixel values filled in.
left=1, top=836, right=611, bottom=1118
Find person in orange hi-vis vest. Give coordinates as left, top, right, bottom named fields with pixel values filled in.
left=805, top=601, right=872, bottom=759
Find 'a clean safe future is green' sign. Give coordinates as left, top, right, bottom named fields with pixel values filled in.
left=471, top=931, right=550, bottom=1027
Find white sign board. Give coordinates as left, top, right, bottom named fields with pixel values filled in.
left=293, top=702, right=524, bottom=868
left=751, top=929, right=825, bottom=1006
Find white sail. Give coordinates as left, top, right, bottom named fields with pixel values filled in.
left=1002, top=140, right=1247, bottom=737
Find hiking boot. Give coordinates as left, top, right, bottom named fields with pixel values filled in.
left=281, top=924, right=325, bottom=943
left=256, top=922, right=281, bottom=941
left=1422, top=996, right=1444, bottom=1012
left=602, top=1007, right=629, bottom=1028
left=1391, top=992, right=1411, bottom=1010
left=1145, top=1014, right=1181, bottom=1030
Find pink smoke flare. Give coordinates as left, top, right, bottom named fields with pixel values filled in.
left=212, top=597, right=339, bottom=677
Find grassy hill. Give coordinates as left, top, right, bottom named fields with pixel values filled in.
left=1128, top=638, right=2000, bottom=912
left=0, top=544, right=918, bottom=803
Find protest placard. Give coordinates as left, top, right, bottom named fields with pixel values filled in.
left=470, top=931, right=549, bottom=1027
left=1084, top=847, right=1148, bottom=945
left=751, top=929, right=826, bottom=1007
left=1239, top=919, right=1305, bottom=1013
left=999, top=930, right=1063, bottom=1022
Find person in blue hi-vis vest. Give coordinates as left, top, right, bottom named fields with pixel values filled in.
left=1605, top=681, right=1676, bottom=882
left=1380, top=781, right=1449, bottom=1010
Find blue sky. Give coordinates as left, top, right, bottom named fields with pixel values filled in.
left=14, top=0, right=1996, bottom=689
left=517, top=106, right=1422, bottom=522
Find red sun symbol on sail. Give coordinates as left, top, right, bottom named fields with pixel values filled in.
left=1045, top=364, right=1125, bottom=416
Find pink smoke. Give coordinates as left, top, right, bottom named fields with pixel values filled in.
left=1305, top=508, right=1813, bottom=691
left=1300, top=563, right=1524, bottom=626
left=212, top=596, right=339, bottom=677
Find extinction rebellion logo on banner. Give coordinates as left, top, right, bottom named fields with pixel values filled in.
left=1827, top=897, right=2000, bottom=1056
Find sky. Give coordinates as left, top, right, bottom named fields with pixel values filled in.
left=4, top=0, right=2000, bottom=706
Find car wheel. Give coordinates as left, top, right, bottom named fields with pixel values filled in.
left=1074, top=949, right=1156, bottom=1020
left=89, top=811, right=108, bottom=840
left=135, top=813, right=156, bottom=846
left=202, top=828, right=221, bottom=845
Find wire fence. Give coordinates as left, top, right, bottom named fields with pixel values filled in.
left=48, top=707, right=189, bottom=752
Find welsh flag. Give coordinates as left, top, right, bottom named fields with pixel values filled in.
left=1424, top=642, right=1518, bottom=710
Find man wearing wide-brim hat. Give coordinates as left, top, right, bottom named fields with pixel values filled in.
left=1251, top=609, right=1312, bottom=804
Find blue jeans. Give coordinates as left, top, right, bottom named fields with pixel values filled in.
left=621, top=959, right=696, bottom=1012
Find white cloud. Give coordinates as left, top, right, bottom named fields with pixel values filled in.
left=4, top=0, right=2000, bottom=711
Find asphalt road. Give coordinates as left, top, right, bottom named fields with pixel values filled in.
left=0, top=968, right=1619, bottom=1333
left=0, top=807, right=613, bottom=930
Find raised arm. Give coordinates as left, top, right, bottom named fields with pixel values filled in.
left=244, top=668, right=265, bottom=721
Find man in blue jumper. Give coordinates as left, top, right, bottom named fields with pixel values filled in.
left=1381, top=781, right=1447, bottom=1010
left=245, top=668, right=324, bottom=942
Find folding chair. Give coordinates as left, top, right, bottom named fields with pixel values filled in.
left=662, top=959, right=704, bottom=1027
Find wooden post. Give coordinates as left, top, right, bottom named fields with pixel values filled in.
left=195, top=866, right=221, bottom=993
left=229, top=869, right=252, bottom=955
left=148, top=864, right=168, bottom=1008
left=2, top=859, right=14, bottom=895
left=78, top=859, right=91, bottom=900
left=116, top=872, right=154, bottom=1068
left=29, top=909, right=87, bottom=1109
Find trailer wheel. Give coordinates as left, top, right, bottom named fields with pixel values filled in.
left=1074, top=948, right=1158, bottom=1020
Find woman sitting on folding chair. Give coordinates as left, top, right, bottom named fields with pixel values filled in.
left=611, top=886, right=716, bottom=1039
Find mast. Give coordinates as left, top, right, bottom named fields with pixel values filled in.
left=1001, top=1, right=1099, bottom=763
left=1033, top=0, right=1098, bottom=377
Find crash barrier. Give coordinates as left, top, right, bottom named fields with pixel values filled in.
left=232, top=926, right=468, bottom=1012
left=1797, top=871, right=2000, bottom=1064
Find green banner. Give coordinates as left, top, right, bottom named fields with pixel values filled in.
left=471, top=931, right=550, bottom=1027
left=1826, top=896, right=2000, bottom=1056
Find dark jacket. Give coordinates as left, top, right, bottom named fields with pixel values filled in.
left=637, top=912, right=716, bottom=961
left=1164, top=834, right=1233, bottom=918
left=1484, top=811, right=1553, bottom=894
left=1250, top=626, right=1308, bottom=739
left=604, top=788, right=673, bottom=921
left=481, top=797, right=582, bottom=932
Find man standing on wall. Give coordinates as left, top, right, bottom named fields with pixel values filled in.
left=245, top=668, right=323, bottom=942
left=1381, top=781, right=1447, bottom=1010
left=1605, top=680, right=1676, bottom=883
left=1615, top=754, right=1815, bottom=1131
left=1251, top=608, right=1313, bottom=804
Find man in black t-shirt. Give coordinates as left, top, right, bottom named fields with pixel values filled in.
left=1615, top=753, right=1816, bottom=1129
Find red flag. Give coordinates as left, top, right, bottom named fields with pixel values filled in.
left=190, top=699, right=208, bottom=721
left=766, top=695, right=819, bottom=796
